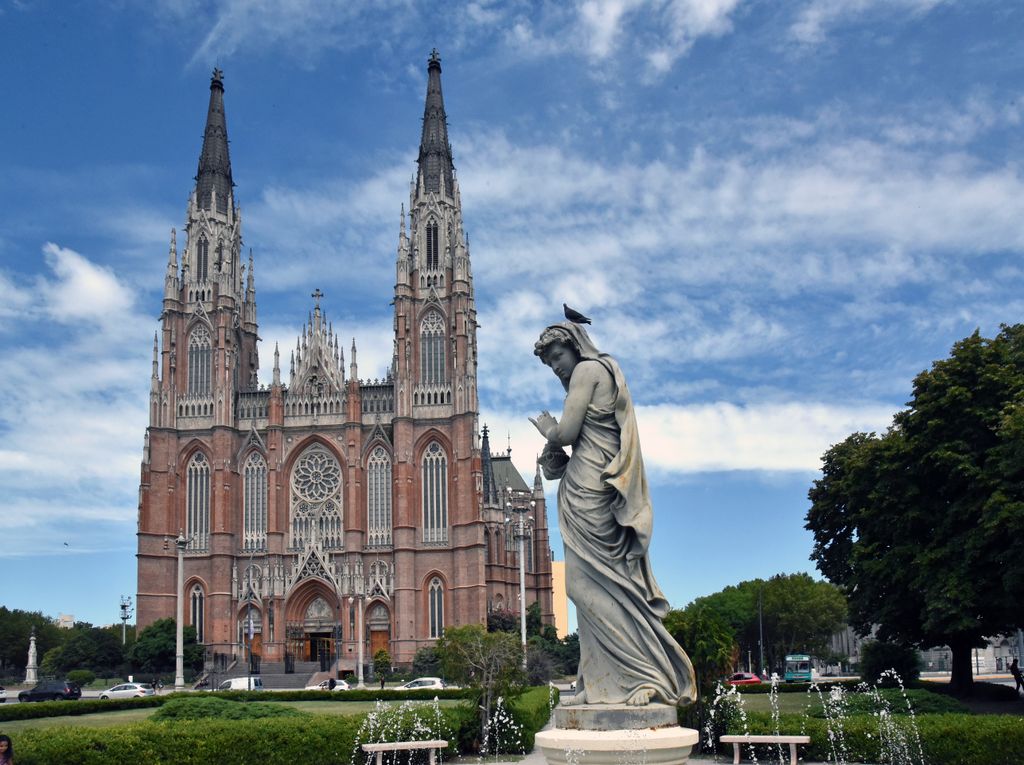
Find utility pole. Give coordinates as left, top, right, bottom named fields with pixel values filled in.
left=119, top=595, right=133, bottom=645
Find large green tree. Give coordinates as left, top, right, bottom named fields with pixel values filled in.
left=0, top=608, right=63, bottom=675
left=129, top=618, right=202, bottom=675
left=807, top=325, right=1024, bottom=695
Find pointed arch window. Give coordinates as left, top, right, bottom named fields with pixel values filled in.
left=197, top=235, right=209, bottom=280
left=419, top=311, right=446, bottom=386
left=187, top=325, right=212, bottom=396
left=426, top=221, right=439, bottom=270
left=429, top=577, right=444, bottom=639
left=526, top=531, right=535, bottom=572
left=422, top=442, right=448, bottom=543
left=483, top=529, right=490, bottom=563
left=190, top=584, right=205, bottom=643
left=243, top=452, right=268, bottom=551
left=186, top=452, right=210, bottom=551
left=367, top=446, right=392, bottom=547
left=290, top=443, right=343, bottom=550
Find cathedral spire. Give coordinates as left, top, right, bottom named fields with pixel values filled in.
left=195, top=68, right=234, bottom=215
left=350, top=338, right=358, bottom=380
left=272, top=342, right=281, bottom=386
left=416, top=49, right=455, bottom=197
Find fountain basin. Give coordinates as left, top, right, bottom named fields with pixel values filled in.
left=537, top=704, right=698, bottom=765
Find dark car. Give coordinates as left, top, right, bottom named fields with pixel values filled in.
left=18, top=679, right=81, bottom=702
left=726, top=672, right=763, bottom=686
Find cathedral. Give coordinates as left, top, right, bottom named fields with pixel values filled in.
left=135, top=52, right=553, bottom=673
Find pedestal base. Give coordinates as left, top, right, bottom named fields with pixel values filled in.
left=536, top=704, right=699, bottom=765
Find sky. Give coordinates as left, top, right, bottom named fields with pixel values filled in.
left=1, top=0, right=1022, bottom=629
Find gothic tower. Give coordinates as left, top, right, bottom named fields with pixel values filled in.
left=136, top=55, right=552, bottom=682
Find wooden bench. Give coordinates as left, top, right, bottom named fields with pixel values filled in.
left=720, top=734, right=811, bottom=765
left=361, top=740, right=449, bottom=765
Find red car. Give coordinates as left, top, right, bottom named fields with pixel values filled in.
left=726, top=672, right=762, bottom=686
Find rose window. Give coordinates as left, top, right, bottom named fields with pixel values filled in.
left=295, top=449, right=341, bottom=502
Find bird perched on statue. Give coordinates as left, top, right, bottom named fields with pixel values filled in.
left=563, top=303, right=592, bottom=324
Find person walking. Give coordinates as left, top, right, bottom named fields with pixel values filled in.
left=1010, top=658, right=1023, bottom=695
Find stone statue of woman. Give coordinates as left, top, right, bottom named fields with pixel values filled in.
left=530, top=322, right=696, bottom=707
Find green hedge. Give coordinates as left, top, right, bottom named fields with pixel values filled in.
left=12, top=716, right=365, bottom=765
left=6, top=685, right=555, bottom=763
left=0, top=694, right=165, bottom=722
left=0, top=687, right=468, bottom=722
left=729, top=711, right=1024, bottom=765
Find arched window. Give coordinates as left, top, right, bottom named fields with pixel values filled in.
left=526, top=531, right=534, bottom=571
left=483, top=529, right=490, bottom=563
left=426, top=221, right=439, bottom=270
left=186, top=452, right=210, bottom=551
left=197, top=235, right=209, bottom=280
left=367, top=446, right=392, bottom=547
left=187, top=325, right=212, bottom=396
left=243, top=452, right=267, bottom=551
left=190, top=584, right=205, bottom=643
left=429, top=577, right=444, bottom=639
left=422, top=442, right=448, bottom=543
left=290, top=443, right=343, bottom=550
left=419, top=311, right=445, bottom=386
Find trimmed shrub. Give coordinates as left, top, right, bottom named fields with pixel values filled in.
left=802, top=687, right=969, bottom=717
left=14, top=715, right=365, bottom=765
left=152, top=695, right=306, bottom=720
left=926, top=679, right=1020, bottom=703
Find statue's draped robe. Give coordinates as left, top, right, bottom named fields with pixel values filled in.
left=540, top=325, right=696, bottom=706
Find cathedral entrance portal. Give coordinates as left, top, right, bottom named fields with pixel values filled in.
left=367, top=602, right=391, bottom=658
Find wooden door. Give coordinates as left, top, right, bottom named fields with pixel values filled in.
left=370, top=630, right=389, bottom=657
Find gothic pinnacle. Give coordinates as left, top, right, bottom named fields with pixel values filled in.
left=273, top=342, right=281, bottom=386
left=350, top=338, right=358, bottom=380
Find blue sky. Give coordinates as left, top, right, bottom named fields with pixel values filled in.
left=1, top=0, right=1022, bottom=628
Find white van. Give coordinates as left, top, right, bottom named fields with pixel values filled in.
left=217, top=677, right=264, bottom=691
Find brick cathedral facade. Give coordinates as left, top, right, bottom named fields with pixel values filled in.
left=136, top=52, right=553, bottom=670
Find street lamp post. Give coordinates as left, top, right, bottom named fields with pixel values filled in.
left=174, top=530, right=188, bottom=691
left=505, top=487, right=535, bottom=670
left=245, top=549, right=255, bottom=689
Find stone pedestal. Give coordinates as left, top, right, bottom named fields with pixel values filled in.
left=536, top=704, right=699, bottom=765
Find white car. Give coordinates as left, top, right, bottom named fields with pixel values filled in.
left=305, top=678, right=350, bottom=691
left=396, top=677, right=448, bottom=690
left=99, top=682, right=156, bottom=699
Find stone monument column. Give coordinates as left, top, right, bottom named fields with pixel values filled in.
left=25, top=628, right=38, bottom=685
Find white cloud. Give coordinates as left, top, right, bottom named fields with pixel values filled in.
left=39, top=243, right=135, bottom=326
left=0, top=245, right=151, bottom=552
left=790, top=0, right=948, bottom=45
left=485, top=399, right=895, bottom=483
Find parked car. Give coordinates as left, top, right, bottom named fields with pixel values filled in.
left=396, top=677, right=448, bottom=690
left=216, top=677, right=264, bottom=691
left=304, top=679, right=350, bottom=691
left=18, top=679, right=82, bottom=702
left=99, top=682, right=156, bottom=699
left=0, top=686, right=6, bottom=703
left=726, top=672, right=762, bottom=686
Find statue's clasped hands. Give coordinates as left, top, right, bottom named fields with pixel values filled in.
left=530, top=410, right=558, bottom=440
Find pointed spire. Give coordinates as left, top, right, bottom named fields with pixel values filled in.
left=273, top=343, right=281, bottom=386
left=534, top=458, right=544, bottom=494
left=246, top=249, right=255, bottom=292
left=151, top=333, right=159, bottom=380
left=481, top=424, right=496, bottom=504
left=400, top=204, right=406, bottom=238
left=416, top=49, right=455, bottom=197
left=195, top=68, right=234, bottom=215
left=350, top=338, right=358, bottom=380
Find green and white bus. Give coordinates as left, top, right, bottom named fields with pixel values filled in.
left=784, top=654, right=813, bottom=682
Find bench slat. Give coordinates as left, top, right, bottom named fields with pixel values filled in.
left=361, top=741, right=449, bottom=751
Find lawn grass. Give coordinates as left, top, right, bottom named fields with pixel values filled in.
left=735, top=690, right=826, bottom=716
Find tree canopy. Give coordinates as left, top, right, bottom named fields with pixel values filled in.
left=687, top=573, right=846, bottom=674
left=806, top=324, right=1024, bottom=694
